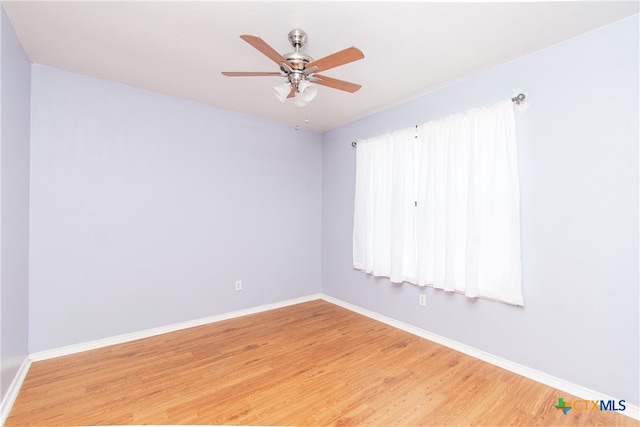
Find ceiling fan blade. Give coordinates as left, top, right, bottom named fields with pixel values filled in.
left=303, top=65, right=319, bottom=76
left=221, top=72, right=283, bottom=77
left=306, top=47, right=364, bottom=73
left=313, top=75, right=362, bottom=93
left=240, top=34, right=293, bottom=67
left=280, top=62, right=294, bottom=74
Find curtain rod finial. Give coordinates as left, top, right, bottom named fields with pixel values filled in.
left=352, top=141, right=357, bottom=147
left=511, top=93, right=526, bottom=104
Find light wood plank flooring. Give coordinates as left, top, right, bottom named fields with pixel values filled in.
left=6, top=300, right=638, bottom=426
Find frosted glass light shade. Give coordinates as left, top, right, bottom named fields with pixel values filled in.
left=273, top=82, right=291, bottom=102
left=294, top=91, right=307, bottom=107
left=298, top=80, right=318, bottom=103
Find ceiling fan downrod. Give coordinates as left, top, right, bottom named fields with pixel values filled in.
left=283, top=29, right=314, bottom=73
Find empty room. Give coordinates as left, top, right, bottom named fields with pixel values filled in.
left=0, top=1, right=638, bottom=426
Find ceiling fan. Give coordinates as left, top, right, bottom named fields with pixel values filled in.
left=222, top=29, right=364, bottom=107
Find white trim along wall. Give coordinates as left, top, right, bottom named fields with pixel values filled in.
left=2, top=295, right=638, bottom=424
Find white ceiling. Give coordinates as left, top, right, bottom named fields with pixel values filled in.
left=3, top=1, right=638, bottom=132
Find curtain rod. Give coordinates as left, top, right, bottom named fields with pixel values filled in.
left=351, top=93, right=526, bottom=147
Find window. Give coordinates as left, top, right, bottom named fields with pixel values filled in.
left=353, top=100, right=523, bottom=305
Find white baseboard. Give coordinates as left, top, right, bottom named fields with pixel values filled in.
left=320, top=294, right=639, bottom=421
left=14, top=292, right=639, bottom=422
left=0, top=357, right=31, bottom=426
left=30, top=293, right=322, bottom=361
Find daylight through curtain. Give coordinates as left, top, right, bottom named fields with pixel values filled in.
left=353, top=100, right=523, bottom=305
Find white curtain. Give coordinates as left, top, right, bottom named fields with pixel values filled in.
left=353, top=100, right=523, bottom=306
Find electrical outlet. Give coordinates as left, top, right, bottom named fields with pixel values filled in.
left=235, top=280, right=242, bottom=291
left=419, top=294, right=426, bottom=306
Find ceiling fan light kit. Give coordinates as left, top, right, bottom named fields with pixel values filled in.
left=222, top=29, right=364, bottom=108
left=295, top=80, right=318, bottom=106
left=273, top=81, right=291, bottom=103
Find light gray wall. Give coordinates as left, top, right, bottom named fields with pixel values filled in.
left=15, top=8, right=640, bottom=410
left=0, top=4, right=30, bottom=399
left=321, top=16, right=639, bottom=405
left=29, top=65, right=322, bottom=352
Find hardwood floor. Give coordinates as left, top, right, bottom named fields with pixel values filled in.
left=6, top=300, right=637, bottom=426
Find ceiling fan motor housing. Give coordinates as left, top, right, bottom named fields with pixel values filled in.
left=284, top=29, right=313, bottom=71
left=284, top=52, right=313, bottom=71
